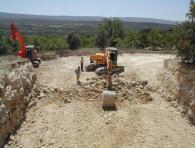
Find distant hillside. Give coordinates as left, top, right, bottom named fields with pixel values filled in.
left=0, top=12, right=179, bottom=36
left=0, top=12, right=181, bottom=25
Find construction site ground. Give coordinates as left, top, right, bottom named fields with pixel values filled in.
left=6, top=53, right=195, bottom=148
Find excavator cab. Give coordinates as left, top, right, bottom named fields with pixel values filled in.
left=25, top=45, right=41, bottom=68
left=108, top=48, right=118, bottom=65
left=26, top=45, right=35, bottom=60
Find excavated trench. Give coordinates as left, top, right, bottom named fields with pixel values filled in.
left=160, top=59, right=195, bottom=124
left=1, top=53, right=195, bottom=147
left=0, top=60, right=38, bottom=147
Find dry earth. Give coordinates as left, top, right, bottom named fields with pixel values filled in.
left=6, top=53, right=195, bottom=148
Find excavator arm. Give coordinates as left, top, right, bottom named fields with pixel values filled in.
left=11, top=23, right=26, bottom=58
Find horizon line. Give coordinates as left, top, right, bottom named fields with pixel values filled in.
left=0, top=11, right=183, bottom=22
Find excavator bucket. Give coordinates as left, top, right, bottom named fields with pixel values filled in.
left=102, top=91, right=116, bottom=110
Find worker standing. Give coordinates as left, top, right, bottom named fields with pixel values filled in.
left=81, top=57, right=84, bottom=72
left=75, top=66, right=81, bottom=85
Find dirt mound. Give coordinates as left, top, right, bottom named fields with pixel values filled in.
left=39, top=75, right=153, bottom=106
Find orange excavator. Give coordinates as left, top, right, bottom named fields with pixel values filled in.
left=85, top=47, right=124, bottom=76
left=11, top=23, right=41, bottom=68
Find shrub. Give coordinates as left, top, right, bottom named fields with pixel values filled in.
left=177, top=22, right=195, bottom=63
left=67, top=32, right=81, bottom=50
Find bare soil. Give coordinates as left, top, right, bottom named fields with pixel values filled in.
left=6, top=53, right=195, bottom=148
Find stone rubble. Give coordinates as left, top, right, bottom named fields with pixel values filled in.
left=46, top=75, right=153, bottom=105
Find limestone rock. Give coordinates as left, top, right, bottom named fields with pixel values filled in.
left=40, top=92, right=45, bottom=98
left=0, top=63, right=36, bottom=147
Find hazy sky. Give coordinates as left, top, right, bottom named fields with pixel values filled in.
left=0, top=0, right=190, bottom=21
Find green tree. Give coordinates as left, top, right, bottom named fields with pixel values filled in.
left=80, top=35, right=95, bottom=48
left=108, top=18, right=124, bottom=46
left=1, top=37, right=16, bottom=54
left=24, top=35, right=68, bottom=52
left=95, top=25, right=109, bottom=49
left=95, top=18, right=124, bottom=48
left=0, top=32, right=4, bottom=55
left=177, top=22, right=195, bottom=62
left=138, top=29, right=151, bottom=48
left=122, top=28, right=139, bottom=49
left=163, top=28, right=180, bottom=49
left=67, top=32, right=81, bottom=50
left=33, top=38, right=40, bottom=49
left=176, top=1, right=195, bottom=63
left=148, top=29, right=163, bottom=50
left=0, top=31, right=4, bottom=55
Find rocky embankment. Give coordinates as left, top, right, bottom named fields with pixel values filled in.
left=0, top=61, right=37, bottom=147
left=160, top=59, right=195, bottom=124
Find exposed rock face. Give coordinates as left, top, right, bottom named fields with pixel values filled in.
left=162, top=59, right=195, bottom=124
left=0, top=62, right=36, bottom=147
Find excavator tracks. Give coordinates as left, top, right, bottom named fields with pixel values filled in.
left=95, top=66, right=124, bottom=76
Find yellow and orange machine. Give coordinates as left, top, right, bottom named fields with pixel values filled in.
left=85, top=47, right=124, bottom=76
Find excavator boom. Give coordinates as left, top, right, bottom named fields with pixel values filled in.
left=11, top=23, right=26, bottom=58
left=10, top=23, right=41, bottom=68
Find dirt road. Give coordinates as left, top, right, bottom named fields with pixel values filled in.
left=7, top=53, right=195, bottom=148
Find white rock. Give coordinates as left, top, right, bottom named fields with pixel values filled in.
left=40, top=92, right=45, bottom=98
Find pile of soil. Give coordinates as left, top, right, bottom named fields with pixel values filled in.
left=37, top=75, right=153, bottom=106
